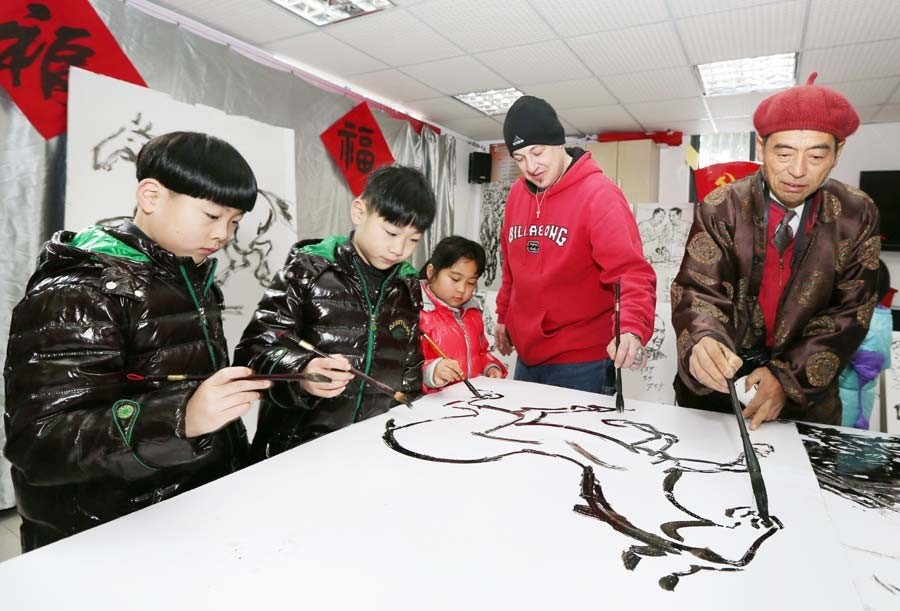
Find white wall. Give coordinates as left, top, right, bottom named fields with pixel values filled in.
left=658, top=143, right=691, bottom=204
left=453, top=139, right=485, bottom=240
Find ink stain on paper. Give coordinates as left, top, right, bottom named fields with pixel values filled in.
left=798, top=423, right=900, bottom=514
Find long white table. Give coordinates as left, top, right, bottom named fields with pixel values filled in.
left=1, top=378, right=897, bottom=610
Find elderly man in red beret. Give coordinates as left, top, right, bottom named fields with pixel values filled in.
left=672, top=73, right=881, bottom=429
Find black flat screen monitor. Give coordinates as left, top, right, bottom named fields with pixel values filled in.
left=859, top=170, right=900, bottom=251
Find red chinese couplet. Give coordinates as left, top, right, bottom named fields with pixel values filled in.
left=694, top=161, right=761, bottom=202
left=320, top=102, right=395, bottom=196
left=0, top=0, right=146, bottom=140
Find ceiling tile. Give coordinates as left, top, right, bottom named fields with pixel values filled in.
left=410, top=0, right=556, bottom=53
left=712, top=117, right=754, bottom=134
left=346, top=69, right=441, bottom=102
left=874, top=104, right=900, bottom=123
left=401, top=56, right=508, bottom=95
left=805, top=0, right=900, bottom=49
left=557, top=105, right=642, bottom=133
left=440, top=116, right=505, bottom=140
left=522, top=78, right=618, bottom=108
left=705, top=91, right=772, bottom=118
left=625, top=97, right=709, bottom=123
left=325, top=9, right=462, bottom=66
left=646, top=118, right=716, bottom=134
left=529, top=0, right=669, bottom=37
left=404, top=97, right=484, bottom=121
left=676, top=1, right=804, bottom=64
left=602, top=66, right=702, bottom=103
left=854, top=106, right=883, bottom=124
left=668, top=0, right=778, bottom=19
left=568, top=22, right=688, bottom=76
left=153, top=0, right=314, bottom=44
left=892, top=84, right=900, bottom=104
left=265, top=32, right=387, bottom=75
left=475, top=40, right=591, bottom=86
left=824, top=77, right=900, bottom=108
left=801, top=39, right=900, bottom=83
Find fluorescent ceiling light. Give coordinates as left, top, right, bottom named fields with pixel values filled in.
left=454, top=88, right=525, bottom=116
left=697, top=53, right=797, bottom=96
left=268, top=0, right=393, bottom=27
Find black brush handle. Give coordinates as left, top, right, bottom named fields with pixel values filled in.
left=727, top=378, right=770, bottom=521
left=614, top=281, right=624, bottom=412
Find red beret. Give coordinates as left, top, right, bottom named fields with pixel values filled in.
left=753, top=72, right=860, bottom=140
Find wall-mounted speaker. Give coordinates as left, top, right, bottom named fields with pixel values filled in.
left=468, top=151, right=491, bottom=184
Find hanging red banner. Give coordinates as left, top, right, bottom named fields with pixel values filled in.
left=597, top=131, right=683, bottom=147
left=0, top=1, right=146, bottom=140
left=694, top=161, right=761, bottom=202
left=320, top=102, right=395, bottom=196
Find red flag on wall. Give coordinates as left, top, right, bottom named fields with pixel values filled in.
left=694, top=161, right=761, bottom=202
left=320, top=102, right=395, bottom=196
left=0, top=1, right=146, bottom=140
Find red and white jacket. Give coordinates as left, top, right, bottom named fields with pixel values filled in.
left=419, top=281, right=507, bottom=393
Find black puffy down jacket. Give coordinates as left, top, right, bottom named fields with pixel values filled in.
left=234, top=235, right=423, bottom=459
left=3, top=221, right=248, bottom=550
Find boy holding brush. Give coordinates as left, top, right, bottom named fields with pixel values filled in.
left=234, top=165, right=436, bottom=459
left=4, top=132, right=271, bottom=550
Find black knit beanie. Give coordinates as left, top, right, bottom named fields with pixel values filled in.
left=503, top=95, right=565, bottom=154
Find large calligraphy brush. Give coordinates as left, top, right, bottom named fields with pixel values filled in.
left=421, top=332, right=482, bottom=398
left=298, top=339, right=414, bottom=408
left=727, top=377, right=771, bottom=524
left=126, top=372, right=333, bottom=383
left=614, top=280, right=625, bottom=413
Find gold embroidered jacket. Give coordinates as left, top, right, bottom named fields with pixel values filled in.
left=671, top=172, right=881, bottom=424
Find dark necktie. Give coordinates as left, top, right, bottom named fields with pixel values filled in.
left=772, top=208, right=797, bottom=256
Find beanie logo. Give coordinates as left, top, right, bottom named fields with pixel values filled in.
left=512, top=135, right=524, bottom=147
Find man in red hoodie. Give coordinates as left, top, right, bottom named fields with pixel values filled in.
left=493, top=95, right=656, bottom=394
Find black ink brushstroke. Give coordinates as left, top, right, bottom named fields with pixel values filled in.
left=798, top=423, right=900, bottom=514
left=384, top=393, right=782, bottom=591
left=88, top=116, right=294, bottom=290
left=874, top=574, right=900, bottom=596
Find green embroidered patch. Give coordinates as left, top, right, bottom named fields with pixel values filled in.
left=115, top=403, right=136, bottom=419
left=389, top=319, right=411, bottom=339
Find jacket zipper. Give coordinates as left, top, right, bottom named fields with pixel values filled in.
left=454, top=310, right=472, bottom=377
left=351, top=259, right=399, bottom=422
left=177, top=260, right=235, bottom=453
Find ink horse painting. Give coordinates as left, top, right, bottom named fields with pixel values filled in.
left=381, top=378, right=866, bottom=609
left=64, top=68, right=297, bottom=351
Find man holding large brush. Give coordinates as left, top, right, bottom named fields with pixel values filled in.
left=672, top=74, right=880, bottom=429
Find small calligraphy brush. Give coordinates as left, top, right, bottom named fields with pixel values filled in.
left=126, top=372, right=333, bottom=383
left=421, top=332, right=483, bottom=398
left=727, top=377, right=771, bottom=524
left=614, top=280, right=625, bottom=413
left=298, top=339, right=413, bottom=408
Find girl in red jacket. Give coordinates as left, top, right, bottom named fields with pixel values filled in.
left=420, top=236, right=507, bottom=393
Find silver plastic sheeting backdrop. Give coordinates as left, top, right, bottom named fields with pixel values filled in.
left=0, top=0, right=456, bottom=510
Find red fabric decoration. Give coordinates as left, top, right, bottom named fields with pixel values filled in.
left=597, top=131, right=683, bottom=147
left=0, top=0, right=146, bottom=140
left=753, top=72, right=860, bottom=140
left=694, top=161, right=760, bottom=202
left=320, top=102, right=395, bottom=196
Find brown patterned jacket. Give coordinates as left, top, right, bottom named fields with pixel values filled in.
left=671, top=171, right=881, bottom=424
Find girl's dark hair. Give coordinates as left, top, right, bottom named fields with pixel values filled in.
left=420, top=235, right=486, bottom=279
left=361, top=165, right=436, bottom=231
left=136, top=132, right=258, bottom=211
